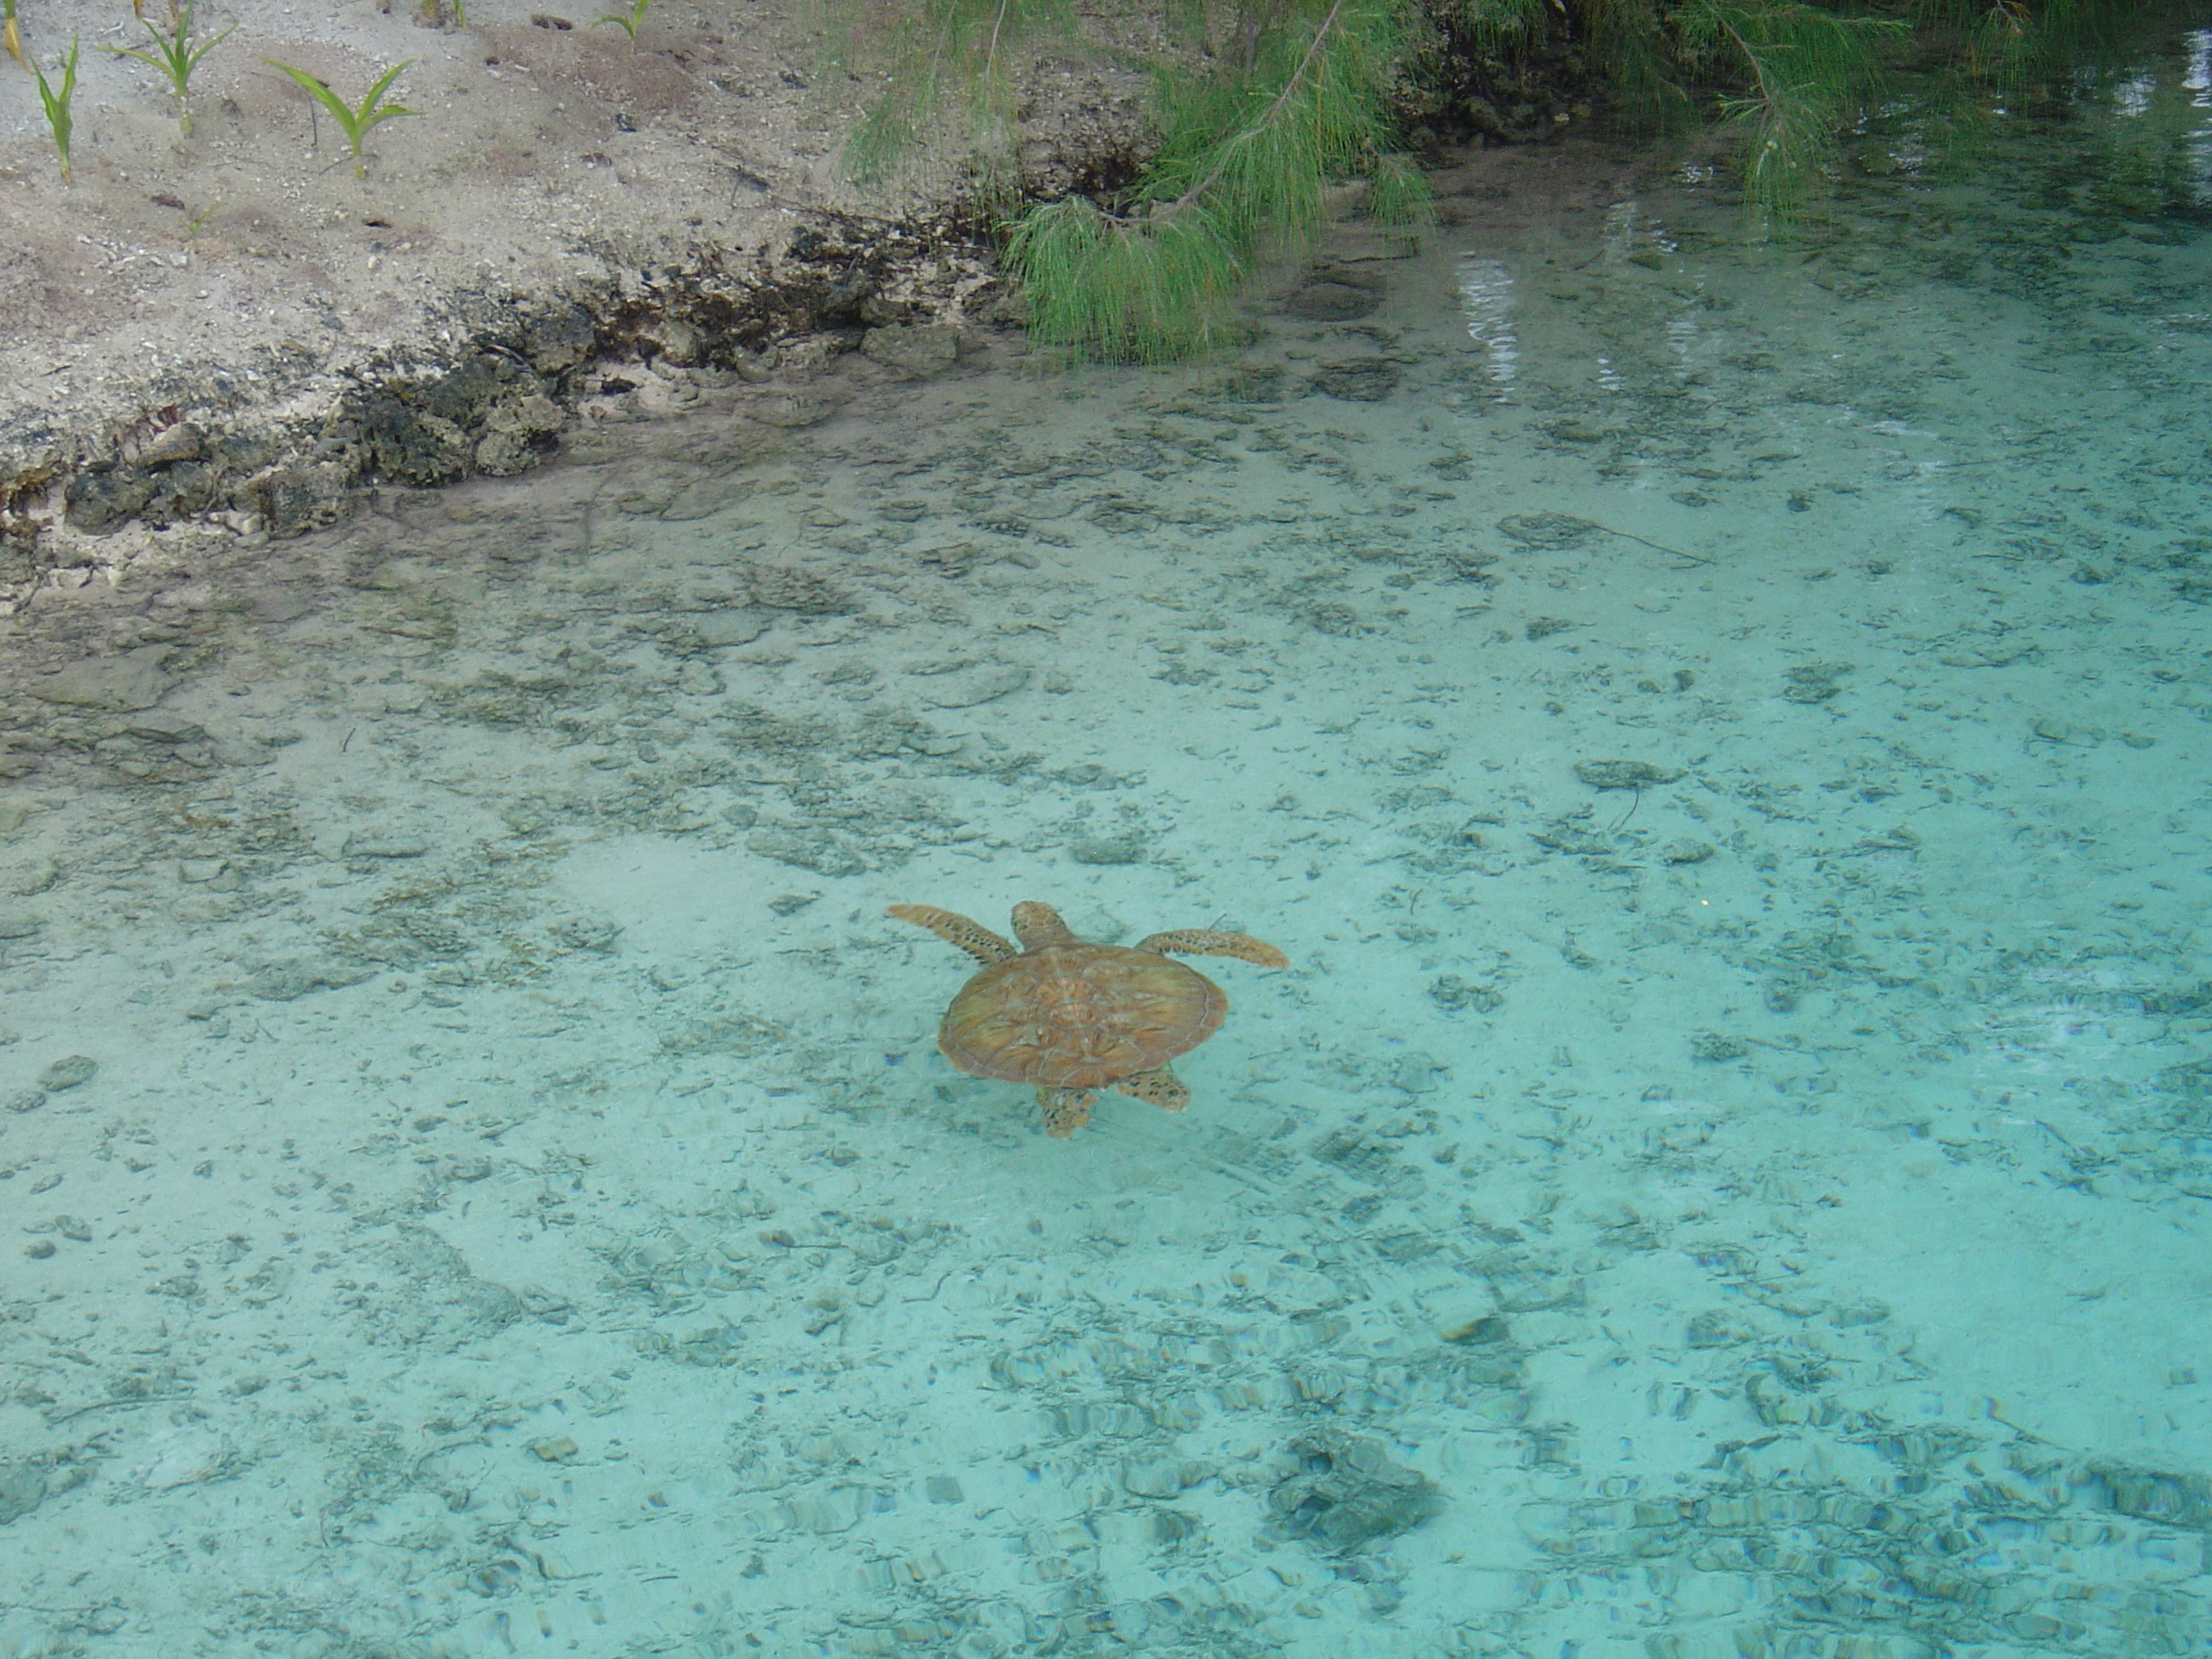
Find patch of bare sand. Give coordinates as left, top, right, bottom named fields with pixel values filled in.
left=0, top=0, right=1147, bottom=506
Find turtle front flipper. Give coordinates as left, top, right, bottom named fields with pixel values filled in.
left=1115, top=1067, right=1190, bottom=1113
left=1038, top=1086, right=1097, bottom=1138
left=887, top=904, right=1016, bottom=964
left=1135, top=928, right=1289, bottom=970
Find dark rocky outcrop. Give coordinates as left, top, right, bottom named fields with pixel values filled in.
left=26, top=208, right=1002, bottom=560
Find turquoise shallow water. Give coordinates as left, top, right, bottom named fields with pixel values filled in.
left=3, top=19, right=2211, bottom=1657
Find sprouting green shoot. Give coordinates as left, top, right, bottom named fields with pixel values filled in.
left=108, top=2, right=235, bottom=137
left=3, top=0, right=22, bottom=72
left=260, top=56, right=417, bottom=179
left=591, top=0, right=650, bottom=54
left=33, top=38, right=79, bottom=184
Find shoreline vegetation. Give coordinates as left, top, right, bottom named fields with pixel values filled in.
left=842, top=0, right=2163, bottom=359
left=0, top=0, right=2191, bottom=587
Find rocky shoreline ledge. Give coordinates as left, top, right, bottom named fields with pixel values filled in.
left=3, top=207, right=1009, bottom=603
left=0, top=0, right=1173, bottom=609
left=0, top=0, right=1596, bottom=610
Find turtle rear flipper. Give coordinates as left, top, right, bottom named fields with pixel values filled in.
left=888, top=904, right=1016, bottom=964
left=1038, top=1086, right=1097, bottom=1138
left=1136, top=928, right=1289, bottom=970
left=1116, top=1067, right=1190, bottom=1112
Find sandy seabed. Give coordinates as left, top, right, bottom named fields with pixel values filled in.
left=2, top=68, right=2210, bottom=1659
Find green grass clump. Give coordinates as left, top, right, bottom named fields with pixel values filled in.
left=834, top=0, right=1073, bottom=195
left=591, top=0, right=652, bottom=53
left=33, top=37, right=79, bottom=184
left=109, top=1, right=236, bottom=137
left=261, top=56, right=418, bottom=179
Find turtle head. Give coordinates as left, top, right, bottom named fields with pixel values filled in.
left=1010, top=901, right=1080, bottom=951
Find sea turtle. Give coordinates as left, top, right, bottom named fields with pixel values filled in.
left=888, top=899, right=1289, bottom=1138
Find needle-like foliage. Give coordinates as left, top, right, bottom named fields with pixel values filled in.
left=835, top=0, right=1075, bottom=193
left=1678, top=0, right=1904, bottom=211
left=1005, top=0, right=1430, bottom=358
left=1957, top=0, right=2134, bottom=84
left=841, top=0, right=2165, bottom=358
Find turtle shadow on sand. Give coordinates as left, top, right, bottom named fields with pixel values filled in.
left=888, top=900, right=1288, bottom=1137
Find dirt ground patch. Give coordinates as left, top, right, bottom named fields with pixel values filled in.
left=0, top=0, right=1150, bottom=580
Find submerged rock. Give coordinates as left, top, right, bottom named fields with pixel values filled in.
left=0, top=1460, right=48, bottom=1525
left=1499, top=511, right=1596, bottom=547
left=134, top=422, right=206, bottom=467
left=1270, top=1429, right=1445, bottom=1553
left=63, top=463, right=158, bottom=533
left=28, top=649, right=177, bottom=713
left=36, top=1056, right=97, bottom=1091
left=1068, top=833, right=1147, bottom=865
left=522, top=302, right=599, bottom=371
left=1575, top=760, right=1685, bottom=789
left=1308, top=358, right=1400, bottom=401
left=1284, top=276, right=1382, bottom=321
left=917, top=667, right=1027, bottom=708
left=253, top=462, right=354, bottom=538
left=245, top=961, right=375, bottom=1001
left=861, top=323, right=963, bottom=379
left=747, top=827, right=870, bottom=876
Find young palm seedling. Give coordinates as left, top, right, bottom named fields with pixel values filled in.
left=109, top=2, right=235, bottom=137
left=591, top=0, right=649, bottom=54
left=3, top=0, right=22, bottom=70
left=261, top=56, right=416, bottom=178
left=33, top=38, right=80, bottom=184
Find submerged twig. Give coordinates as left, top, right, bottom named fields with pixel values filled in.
left=1592, top=521, right=1715, bottom=567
